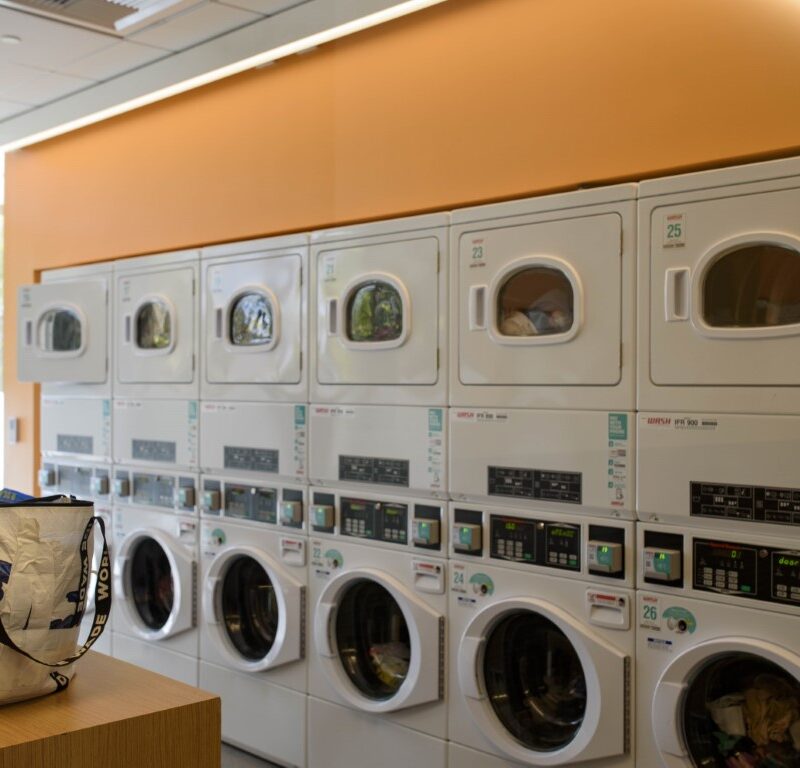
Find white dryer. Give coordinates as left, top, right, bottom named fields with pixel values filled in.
left=637, top=522, right=800, bottom=767
left=310, top=213, right=449, bottom=406
left=448, top=502, right=635, bottom=768
left=111, top=465, right=199, bottom=685
left=638, top=155, right=800, bottom=415
left=113, top=249, right=200, bottom=470
left=200, top=235, right=308, bottom=483
left=307, top=487, right=447, bottom=768
left=18, top=262, right=113, bottom=464
left=198, top=475, right=307, bottom=766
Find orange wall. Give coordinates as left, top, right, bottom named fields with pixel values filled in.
left=6, top=0, right=800, bottom=490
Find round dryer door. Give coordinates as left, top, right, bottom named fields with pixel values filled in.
left=203, top=546, right=304, bottom=672
left=652, top=638, right=800, bottom=767
left=313, top=568, right=443, bottom=714
left=113, top=528, right=194, bottom=641
left=458, top=598, right=628, bottom=766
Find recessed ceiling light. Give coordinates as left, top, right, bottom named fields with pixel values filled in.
left=1, top=34, right=22, bottom=44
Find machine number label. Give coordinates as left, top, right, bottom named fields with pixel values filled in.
left=451, top=565, right=466, bottom=593
left=640, top=595, right=661, bottom=630
left=663, top=212, right=686, bottom=248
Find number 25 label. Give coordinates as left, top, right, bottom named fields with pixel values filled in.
left=663, top=213, right=686, bottom=248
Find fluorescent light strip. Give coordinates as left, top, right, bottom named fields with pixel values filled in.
left=1, top=0, right=446, bottom=153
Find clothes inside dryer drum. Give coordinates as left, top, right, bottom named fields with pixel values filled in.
left=496, top=268, right=574, bottom=337
left=483, top=610, right=586, bottom=752
left=136, top=299, right=171, bottom=349
left=40, top=307, right=82, bottom=351
left=230, top=292, right=273, bottom=346
left=682, top=653, right=800, bottom=768
left=220, top=556, right=279, bottom=661
left=130, top=538, right=174, bottom=630
left=335, top=579, right=411, bottom=700
left=346, top=281, right=403, bottom=342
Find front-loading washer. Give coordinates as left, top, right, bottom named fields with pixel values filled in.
left=111, top=465, right=199, bottom=685
left=18, top=262, right=113, bottom=464
left=310, top=212, right=449, bottom=407
left=200, top=234, right=309, bottom=484
left=198, top=473, right=307, bottom=767
left=38, top=458, right=114, bottom=655
left=637, top=522, right=800, bottom=767
left=448, top=502, right=635, bottom=767
left=307, top=486, right=447, bottom=768
left=638, top=155, right=800, bottom=416
left=113, top=249, right=200, bottom=470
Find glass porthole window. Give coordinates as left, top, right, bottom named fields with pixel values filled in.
left=483, top=611, right=586, bottom=752
left=130, top=538, right=174, bottom=631
left=703, top=245, right=800, bottom=328
left=230, top=292, right=273, bottom=346
left=681, top=652, right=800, bottom=767
left=221, top=556, right=279, bottom=661
left=39, top=308, right=82, bottom=352
left=346, top=281, right=403, bottom=343
left=335, top=579, right=411, bottom=700
left=496, top=267, right=574, bottom=337
left=136, top=300, right=172, bottom=350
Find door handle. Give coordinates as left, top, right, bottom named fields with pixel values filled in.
left=664, top=268, right=690, bottom=322
left=124, top=314, right=132, bottom=343
left=327, top=299, right=338, bottom=336
left=468, top=285, right=488, bottom=331
left=215, top=308, right=223, bottom=340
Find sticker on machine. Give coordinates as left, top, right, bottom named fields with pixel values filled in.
left=640, top=594, right=661, bottom=630
left=662, top=212, right=686, bottom=248
left=312, top=406, right=355, bottom=418
left=646, top=637, right=674, bottom=652
left=452, top=410, right=509, bottom=423
left=607, top=413, right=629, bottom=509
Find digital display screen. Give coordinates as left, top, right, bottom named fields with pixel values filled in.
left=550, top=527, right=576, bottom=539
left=778, top=556, right=800, bottom=568
left=505, top=522, right=517, bottom=531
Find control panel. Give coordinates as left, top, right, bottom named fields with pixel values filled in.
left=691, top=482, right=800, bottom=527
left=341, top=498, right=408, bottom=544
left=694, top=539, right=800, bottom=606
left=114, top=469, right=196, bottom=513
left=201, top=479, right=304, bottom=528
left=225, top=484, right=276, bottom=523
left=489, top=515, right=581, bottom=572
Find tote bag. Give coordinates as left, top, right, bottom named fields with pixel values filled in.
left=0, top=493, right=111, bottom=704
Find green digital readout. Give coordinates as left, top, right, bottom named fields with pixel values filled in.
left=504, top=522, right=517, bottom=531
left=550, top=527, right=576, bottom=539
left=778, top=556, right=800, bottom=567
left=600, top=545, right=610, bottom=554
left=657, top=552, right=669, bottom=560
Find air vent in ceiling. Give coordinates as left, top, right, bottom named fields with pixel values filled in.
left=0, top=0, right=201, bottom=35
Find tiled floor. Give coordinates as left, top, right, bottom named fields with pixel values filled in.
left=221, top=744, right=280, bottom=767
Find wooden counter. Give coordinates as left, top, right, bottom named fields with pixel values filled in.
left=0, top=652, right=220, bottom=768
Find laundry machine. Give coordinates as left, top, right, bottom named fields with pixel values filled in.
left=38, top=457, right=114, bottom=655
left=448, top=501, right=635, bottom=767
left=637, top=157, right=800, bottom=536
left=113, top=249, right=200, bottom=470
left=111, top=464, right=199, bottom=685
left=448, top=186, right=636, bottom=518
left=18, top=262, right=113, bottom=464
left=307, top=486, right=447, bottom=768
left=310, top=212, right=449, bottom=406
left=638, top=155, right=800, bottom=416
left=200, top=234, right=308, bottom=483
left=198, top=473, right=307, bottom=766
left=636, top=521, right=800, bottom=767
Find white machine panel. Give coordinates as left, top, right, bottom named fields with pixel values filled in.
left=450, top=408, right=634, bottom=518
left=115, top=249, right=199, bottom=398
left=202, top=234, right=308, bottom=401
left=309, top=404, right=446, bottom=498
left=452, top=185, right=636, bottom=409
left=638, top=411, right=800, bottom=533
left=639, top=156, right=800, bottom=413
left=41, top=396, right=111, bottom=462
left=18, top=262, right=112, bottom=395
left=200, top=402, right=306, bottom=481
left=113, top=399, right=198, bottom=469
left=311, top=213, right=448, bottom=405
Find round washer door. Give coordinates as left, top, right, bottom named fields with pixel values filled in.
left=113, top=527, right=194, bottom=641
left=313, top=567, right=443, bottom=714
left=202, top=545, right=304, bottom=672
left=457, top=597, right=629, bottom=766
left=652, top=638, right=800, bottom=767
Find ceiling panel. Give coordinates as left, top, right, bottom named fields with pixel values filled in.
left=216, top=0, right=304, bottom=17
left=0, top=7, right=116, bottom=69
left=0, top=98, right=28, bottom=120
left=60, top=39, right=170, bottom=80
left=0, top=61, right=95, bottom=104
left=129, top=0, right=262, bottom=51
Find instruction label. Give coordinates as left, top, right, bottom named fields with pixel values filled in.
left=608, top=413, right=629, bottom=509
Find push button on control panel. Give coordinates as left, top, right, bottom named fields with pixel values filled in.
left=311, top=504, right=335, bottom=529
left=453, top=523, right=482, bottom=554
left=644, top=547, right=682, bottom=582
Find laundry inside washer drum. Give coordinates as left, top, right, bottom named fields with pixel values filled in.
left=130, top=538, right=174, bottom=630
left=682, top=653, right=800, bottom=768
left=483, top=610, right=587, bottom=752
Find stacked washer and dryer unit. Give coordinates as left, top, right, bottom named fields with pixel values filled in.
left=110, top=250, right=202, bottom=686
left=306, top=215, right=451, bottom=768
left=198, top=234, right=310, bottom=767
left=18, top=261, right=115, bottom=655
left=447, top=187, right=639, bottom=768
left=635, top=158, right=800, bottom=767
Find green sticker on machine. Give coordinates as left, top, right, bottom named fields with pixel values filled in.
left=608, top=413, right=628, bottom=440
left=428, top=408, right=443, bottom=432
left=663, top=606, right=697, bottom=634
left=469, top=573, right=495, bottom=596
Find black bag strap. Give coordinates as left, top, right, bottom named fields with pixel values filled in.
left=0, top=515, right=111, bottom=669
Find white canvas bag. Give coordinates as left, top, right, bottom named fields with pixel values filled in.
left=0, top=494, right=111, bottom=704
